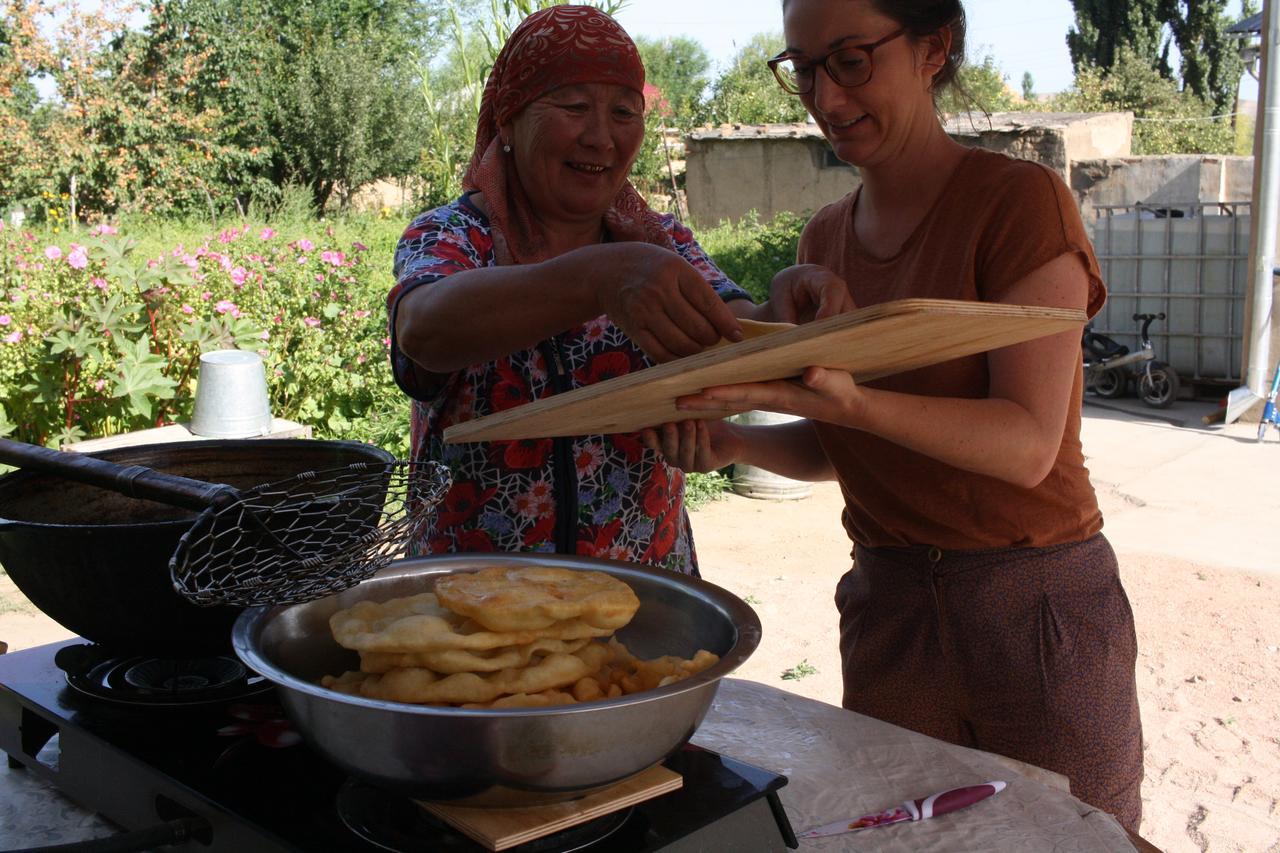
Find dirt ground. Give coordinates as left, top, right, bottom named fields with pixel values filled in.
left=1, top=400, right=1278, bottom=851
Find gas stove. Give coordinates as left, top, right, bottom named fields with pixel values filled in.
left=1, top=641, right=797, bottom=852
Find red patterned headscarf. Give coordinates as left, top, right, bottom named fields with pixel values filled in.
left=462, top=4, right=674, bottom=265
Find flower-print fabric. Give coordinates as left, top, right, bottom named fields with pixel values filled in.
left=388, top=196, right=750, bottom=574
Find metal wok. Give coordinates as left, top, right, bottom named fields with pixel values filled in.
left=0, top=438, right=394, bottom=656
left=232, top=553, right=761, bottom=807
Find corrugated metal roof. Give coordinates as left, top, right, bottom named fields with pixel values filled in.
left=1227, top=12, right=1262, bottom=34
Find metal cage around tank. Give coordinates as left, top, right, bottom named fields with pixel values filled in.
left=1089, top=201, right=1253, bottom=387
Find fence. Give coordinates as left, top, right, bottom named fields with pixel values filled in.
left=1089, top=202, right=1251, bottom=385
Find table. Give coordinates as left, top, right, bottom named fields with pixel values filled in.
left=61, top=418, right=311, bottom=453
left=0, top=677, right=1140, bottom=851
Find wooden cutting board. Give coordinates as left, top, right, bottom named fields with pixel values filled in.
left=419, top=764, right=682, bottom=851
left=443, top=298, right=1085, bottom=444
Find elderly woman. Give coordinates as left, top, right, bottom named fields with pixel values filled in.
left=388, top=5, right=755, bottom=574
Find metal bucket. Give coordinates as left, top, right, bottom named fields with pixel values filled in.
left=189, top=349, right=273, bottom=438
left=730, top=411, right=814, bottom=501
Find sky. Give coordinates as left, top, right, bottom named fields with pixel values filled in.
left=615, top=0, right=1259, bottom=99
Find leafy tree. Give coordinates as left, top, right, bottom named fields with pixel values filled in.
left=1022, top=71, right=1035, bottom=101
left=635, top=35, right=711, bottom=129
left=1067, top=0, right=1245, bottom=115
left=0, top=0, right=49, bottom=209
left=1053, top=46, right=1233, bottom=153
left=701, top=33, right=808, bottom=126
left=1067, top=0, right=1172, bottom=77
left=147, top=0, right=443, bottom=211
left=936, top=52, right=1020, bottom=114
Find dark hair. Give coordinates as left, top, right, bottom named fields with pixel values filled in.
left=781, top=0, right=968, bottom=95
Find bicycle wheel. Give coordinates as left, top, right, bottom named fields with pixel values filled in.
left=1092, top=367, right=1127, bottom=399
left=1139, top=363, right=1179, bottom=408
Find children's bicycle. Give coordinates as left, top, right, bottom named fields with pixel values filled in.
left=1082, top=313, right=1181, bottom=409
left=1258, top=359, right=1280, bottom=443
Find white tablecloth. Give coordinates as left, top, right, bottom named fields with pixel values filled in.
left=1, top=678, right=1134, bottom=851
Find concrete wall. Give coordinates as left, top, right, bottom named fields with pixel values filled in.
left=684, top=134, right=860, bottom=228
left=1071, top=156, right=1255, bottom=227
left=685, top=113, right=1135, bottom=226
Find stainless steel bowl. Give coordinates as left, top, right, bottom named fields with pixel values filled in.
left=232, top=553, right=761, bottom=806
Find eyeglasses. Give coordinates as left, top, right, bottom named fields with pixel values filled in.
left=767, top=28, right=907, bottom=95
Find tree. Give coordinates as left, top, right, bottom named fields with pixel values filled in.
left=936, top=52, right=1020, bottom=114
left=1067, top=0, right=1245, bottom=115
left=1067, top=0, right=1172, bottom=78
left=701, top=33, right=808, bottom=126
left=635, top=35, right=711, bottom=130
left=1022, top=71, right=1035, bottom=101
left=147, top=0, right=444, bottom=211
left=1053, top=46, right=1234, bottom=153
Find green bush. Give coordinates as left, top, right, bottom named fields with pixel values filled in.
left=0, top=214, right=410, bottom=456
left=0, top=208, right=808, bottom=463
left=697, top=210, right=809, bottom=302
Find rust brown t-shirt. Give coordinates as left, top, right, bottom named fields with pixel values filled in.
left=799, top=148, right=1106, bottom=550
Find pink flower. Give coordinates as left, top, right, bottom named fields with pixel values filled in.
left=44, top=246, right=61, bottom=260
left=320, top=250, right=345, bottom=266
left=66, top=244, right=88, bottom=269
left=0, top=315, right=8, bottom=325
left=201, top=291, right=213, bottom=301
left=215, top=300, right=237, bottom=314
left=229, top=266, right=247, bottom=286
left=259, top=227, right=276, bottom=240
left=90, top=224, right=117, bottom=237
left=351, top=241, right=368, bottom=252
left=93, top=379, right=106, bottom=391
left=181, top=304, right=194, bottom=314
left=91, top=277, right=108, bottom=290
left=353, top=309, right=370, bottom=319
left=304, top=317, right=321, bottom=328
left=314, top=274, right=325, bottom=282
left=3, top=331, right=21, bottom=344
left=295, top=238, right=314, bottom=252
left=357, top=354, right=366, bottom=364
left=259, top=330, right=270, bottom=341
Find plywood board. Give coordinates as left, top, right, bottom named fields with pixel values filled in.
left=443, top=298, right=1085, bottom=444
left=419, top=764, right=682, bottom=851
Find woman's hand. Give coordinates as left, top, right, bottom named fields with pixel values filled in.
left=594, top=243, right=743, bottom=362
left=677, top=367, right=867, bottom=426
left=760, top=264, right=856, bottom=323
left=639, top=418, right=743, bottom=473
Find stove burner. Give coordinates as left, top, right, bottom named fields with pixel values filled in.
left=335, top=779, right=634, bottom=853
left=55, top=644, right=271, bottom=707
left=123, top=656, right=247, bottom=692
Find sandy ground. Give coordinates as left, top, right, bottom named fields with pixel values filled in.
left=2, top=398, right=1278, bottom=851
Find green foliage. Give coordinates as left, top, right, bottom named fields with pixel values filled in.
left=701, top=33, right=809, bottom=126
left=936, top=52, right=1021, bottom=115
left=1021, top=71, right=1036, bottom=101
left=1067, top=0, right=1244, bottom=115
left=698, top=211, right=809, bottom=302
left=683, top=470, right=731, bottom=511
left=635, top=36, right=711, bottom=130
left=1052, top=48, right=1234, bottom=154
left=0, top=215, right=410, bottom=455
left=780, top=659, right=817, bottom=680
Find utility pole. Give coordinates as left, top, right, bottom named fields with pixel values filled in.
left=1245, top=0, right=1279, bottom=399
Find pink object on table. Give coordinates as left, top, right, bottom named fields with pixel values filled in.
left=798, top=780, right=1007, bottom=838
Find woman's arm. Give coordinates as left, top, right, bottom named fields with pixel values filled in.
left=641, top=417, right=835, bottom=481
left=677, top=252, right=1089, bottom=489
left=396, top=241, right=745, bottom=372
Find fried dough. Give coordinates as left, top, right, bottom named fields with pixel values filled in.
left=434, top=566, right=640, bottom=632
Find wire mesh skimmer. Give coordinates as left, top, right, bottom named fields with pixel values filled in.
left=170, top=460, right=451, bottom=607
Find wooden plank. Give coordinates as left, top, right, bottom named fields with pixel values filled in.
left=62, top=418, right=312, bottom=453
left=419, top=764, right=682, bottom=851
left=444, top=299, right=1085, bottom=443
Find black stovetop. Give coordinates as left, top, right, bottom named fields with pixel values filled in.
left=0, top=641, right=796, bottom=852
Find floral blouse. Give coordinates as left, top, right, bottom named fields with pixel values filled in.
left=388, top=195, right=749, bottom=574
